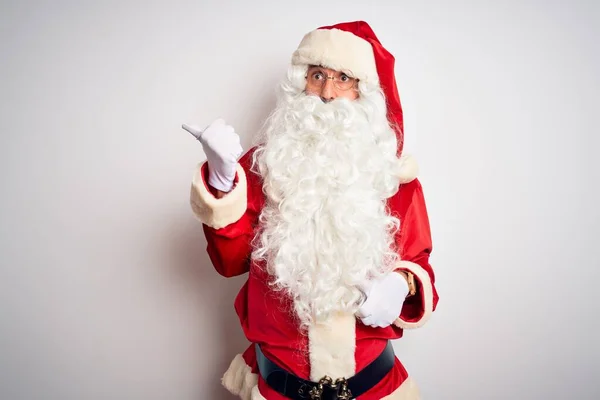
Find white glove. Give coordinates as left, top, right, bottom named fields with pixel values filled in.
left=356, top=272, right=409, bottom=328
left=182, top=118, right=243, bottom=192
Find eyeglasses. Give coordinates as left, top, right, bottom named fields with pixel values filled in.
left=305, top=69, right=358, bottom=91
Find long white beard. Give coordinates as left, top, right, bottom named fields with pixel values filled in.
left=251, top=70, right=403, bottom=327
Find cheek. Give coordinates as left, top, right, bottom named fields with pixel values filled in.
left=305, top=85, right=319, bottom=96
left=339, top=90, right=359, bottom=101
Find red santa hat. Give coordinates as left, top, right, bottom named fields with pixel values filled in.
left=292, top=21, right=405, bottom=156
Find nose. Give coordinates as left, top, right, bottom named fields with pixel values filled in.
left=319, top=78, right=336, bottom=103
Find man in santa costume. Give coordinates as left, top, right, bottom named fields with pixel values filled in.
left=183, top=21, right=439, bottom=400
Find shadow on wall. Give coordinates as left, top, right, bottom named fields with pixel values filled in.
left=167, top=216, right=248, bottom=400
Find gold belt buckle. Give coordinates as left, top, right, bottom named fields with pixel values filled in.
left=309, top=376, right=352, bottom=400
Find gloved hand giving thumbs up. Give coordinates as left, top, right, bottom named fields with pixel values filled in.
left=182, top=119, right=243, bottom=192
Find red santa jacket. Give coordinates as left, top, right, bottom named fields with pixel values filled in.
left=190, top=148, right=439, bottom=400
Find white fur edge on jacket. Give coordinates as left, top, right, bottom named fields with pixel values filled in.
left=308, top=312, right=356, bottom=381
left=394, top=260, right=434, bottom=329
left=222, top=354, right=420, bottom=399
left=291, top=28, right=378, bottom=83
left=190, top=162, right=247, bottom=229
left=398, top=154, right=419, bottom=184
left=221, top=354, right=258, bottom=400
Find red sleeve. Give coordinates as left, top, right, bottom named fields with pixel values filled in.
left=389, top=178, right=439, bottom=329
left=191, top=148, right=264, bottom=277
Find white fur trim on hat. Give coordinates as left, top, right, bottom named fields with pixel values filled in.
left=190, top=162, right=247, bottom=229
left=292, top=28, right=378, bottom=83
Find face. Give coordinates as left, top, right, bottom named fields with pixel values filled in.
left=304, top=65, right=359, bottom=102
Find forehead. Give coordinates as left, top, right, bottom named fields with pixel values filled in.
left=307, top=64, right=354, bottom=77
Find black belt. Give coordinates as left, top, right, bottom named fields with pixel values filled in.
left=255, top=340, right=395, bottom=400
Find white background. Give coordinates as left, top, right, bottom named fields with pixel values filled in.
left=1, top=0, right=598, bottom=399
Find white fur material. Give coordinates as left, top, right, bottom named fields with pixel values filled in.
left=381, top=377, right=421, bottom=399
left=398, top=154, right=419, bottom=184
left=190, top=162, right=247, bottom=229
left=394, top=261, right=434, bottom=329
left=250, top=385, right=266, bottom=400
left=308, top=312, right=356, bottom=381
left=292, top=28, right=378, bottom=83
left=221, top=354, right=258, bottom=400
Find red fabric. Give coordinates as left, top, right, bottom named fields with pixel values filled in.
left=200, top=148, right=438, bottom=398
left=388, top=175, right=440, bottom=323
left=317, top=21, right=405, bottom=156
left=201, top=160, right=259, bottom=278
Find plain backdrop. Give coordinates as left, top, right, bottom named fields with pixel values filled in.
left=1, top=0, right=599, bottom=399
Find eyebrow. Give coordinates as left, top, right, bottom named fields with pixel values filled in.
left=307, top=65, right=352, bottom=77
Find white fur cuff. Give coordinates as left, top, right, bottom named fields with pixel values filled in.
left=190, top=162, right=247, bottom=229
left=394, top=261, right=434, bottom=329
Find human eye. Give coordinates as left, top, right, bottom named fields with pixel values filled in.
left=340, top=74, right=351, bottom=82
left=312, top=71, right=324, bottom=80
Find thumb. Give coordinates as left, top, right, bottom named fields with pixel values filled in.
left=182, top=123, right=204, bottom=140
